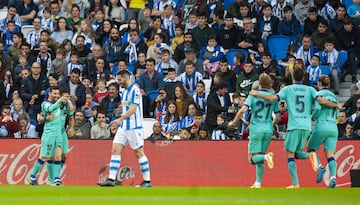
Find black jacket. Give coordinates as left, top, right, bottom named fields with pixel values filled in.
left=205, top=90, right=231, bottom=129
left=20, top=74, right=49, bottom=106
left=59, top=76, right=86, bottom=109
left=99, top=95, right=121, bottom=120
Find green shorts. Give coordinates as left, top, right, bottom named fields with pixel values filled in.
left=248, top=131, right=273, bottom=154
left=40, top=134, right=56, bottom=158
left=284, top=130, right=311, bottom=153
left=307, top=129, right=338, bottom=152
left=55, top=131, right=69, bottom=154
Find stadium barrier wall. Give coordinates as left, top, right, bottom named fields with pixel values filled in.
left=0, top=139, right=359, bottom=187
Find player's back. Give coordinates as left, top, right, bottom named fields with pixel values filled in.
left=313, top=89, right=339, bottom=131
left=247, top=90, right=280, bottom=133
left=278, top=84, right=316, bottom=131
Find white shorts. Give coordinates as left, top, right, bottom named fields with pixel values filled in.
left=113, top=128, right=144, bottom=150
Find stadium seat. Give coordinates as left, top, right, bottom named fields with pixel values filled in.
left=147, top=91, right=159, bottom=101
left=320, top=65, right=331, bottom=75
left=343, top=0, right=353, bottom=9
left=226, top=49, right=249, bottom=65
left=21, top=25, right=34, bottom=39
left=267, top=35, right=291, bottom=61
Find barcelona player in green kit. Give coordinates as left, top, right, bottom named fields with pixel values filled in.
left=250, top=68, right=341, bottom=188
left=28, top=86, right=68, bottom=185
left=307, top=76, right=338, bottom=188
left=229, top=73, right=281, bottom=188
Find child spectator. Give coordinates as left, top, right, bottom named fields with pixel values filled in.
left=180, top=102, right=199, bottom=129
left=236, top=61, right=258, bottom=95
left=14, top=53, right=30, bottom=86
left=146, top=33, right=172, bottom=64
left=319, top=39, right=339, bottom=94
left=50, top=48, right=68, bottom=81
left=231, top=52, right=245, bottom=75
left=84, top=93, right=99, bottom=120
left=3, top=21, right=16, bottom=54
left=184, top=10, right=198, bottom=33
left=160, top=100, right=180, bottom=134
left=164, top=67, right=182, bottom=99
left=278, top=6, right=301, bottom=42
left=259, top=3, right=279, bottom=43
left=154, top=87, right=169, bottom=120
left=306, top=54, right=321, bottom=88
left=155, top=49, right=179, bottom=76
left=88, top=105, right=100, bottom=126
left=347, top=0, right=360, bottom=21
left=68, top=50, right=84, bottom=75
left=82, top=76, right=93, bottom=94
left=189, top=109, right=205, bottom=139
left=197, top=124, right=210, bottom=140
left=283, top=55, right=296, bottom=85
left=211, top=114, right=228, bottom=140
left=108, top=0, right=126, bottom=28
left=171, top=24, right=184, bottom=51
left=249, top=42, right=268, bottom=66
left=93, top=79, right=108, bottom=104
left=199, top=34, right=225, bottom=78
left=192, top=81, right=208, bottom=114
left=133, top=52, right=147, bottom=80
left=91, top=9, right=105, bottom=32
left=41, top=7, right=54, bottom=32
left=179, top=61, right=203, bottom=95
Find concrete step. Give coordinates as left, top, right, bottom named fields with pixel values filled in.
left=338, top=96, right=349, bottom=104
left=338, top=88, right=350, bottom=97
left=339, top=82, right=353, bottom=89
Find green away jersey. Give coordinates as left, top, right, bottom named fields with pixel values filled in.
left=312, top=89, right=339, bottom=132
left=246, top=90, right=280, bottom=134
left=42, top=100, right=63, bottom=136
left=277, top=84, right=317, bottom=131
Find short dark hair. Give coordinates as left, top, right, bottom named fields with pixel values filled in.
left=292, top=68, right=305, bottom=82
left=71, top=68, right=81, bottom=75
left=284, top=6, right=293, bottom=12
left=216, top=81, right=228, bottom=90
left=50, top=86, right=60, bottom=93
left=146, top=58, right=156, bottom=65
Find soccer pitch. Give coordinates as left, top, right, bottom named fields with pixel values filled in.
left=1, top=186, right=359, bottom=205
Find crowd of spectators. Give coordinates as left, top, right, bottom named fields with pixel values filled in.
left=0, top=0, right=359, bottom=140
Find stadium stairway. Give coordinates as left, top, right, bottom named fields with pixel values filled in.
left=338, top=81, right=352, bottom=105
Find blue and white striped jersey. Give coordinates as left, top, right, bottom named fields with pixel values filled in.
left=120, top=83, right=143, bottom=130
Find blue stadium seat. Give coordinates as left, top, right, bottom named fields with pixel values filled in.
left=147, top=91, right=159, bottom=101
left=343, top=0, right=353, bottom=9
left=267, top=35, right=291, bottom=61
left=226, top=49, right=249, bottom=65
left=320, top=65, right=331, bottom=75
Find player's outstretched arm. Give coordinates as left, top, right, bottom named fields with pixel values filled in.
left=249, top=90, right=278, bottom=102
left=317, top=97, right=342, bottom=109
left=228, top=106, right=248, bottom=127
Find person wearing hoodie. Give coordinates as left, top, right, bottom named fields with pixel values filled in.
left=278, top=6, right=301, bottom=42
left=236, top=61, right=258, bottom=95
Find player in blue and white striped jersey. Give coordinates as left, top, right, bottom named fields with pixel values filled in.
left=98, top=70, right=151, bottom=187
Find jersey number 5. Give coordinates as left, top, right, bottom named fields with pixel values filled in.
left=295, top=95, right=305, bottom=113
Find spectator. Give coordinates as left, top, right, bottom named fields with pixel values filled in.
left=171, top=24, right=184, bottom=51
left=295, top=34, right=318, bottom=67
left=218, top=58, right=237, bottom=93
left=63, top=0, right=90, bottom=19
left=173, top=32, right=197, bottom=64
left=133, top=52, right=147, bottom=80
left=58, top=68, right=86, bottom=109
left=99, top=82, right=121, bottom=122
left=70, top=110, right=91, bottom=139
left=152, top=0, right=177, bottom=17
left=343, top=83, right=360, bottom=115
left=179, top=102, right=199, bottom=129
left=20, top=62, right=49, bottom=123
left=94, top=19, right=112, bottom=46
left=17, top=0, right=37, bottom=26
left=236, top=17, right=260, bottom=51
left=234, top=2, right=257, bottom=28
left=93, top=79, right=108, bottom=104
left=179, top=61, right=203, bottom=95
left=146, top=33, right=172, bottom=64
left=211, top=114, right=228, bottom=140
left=173, top=84, right=194, bottom=118
left=199, top=34, right=225, bottom=77
left=143, top=16, right=170, bottom=47
left=31, top=30, right=57, bottom=63
left=50, top=0, right=66, bottom=23
left=84, top=93, right=99, bottom=119
left=329, top=4, right=347, bottom=34
left=192, top=81, right=208, bottom=114
left=60, top=39, right=73, bottom=62
left=155, top=49, right=178, bottom=76
left=26, top=18, right=42, bottom=49
left=72, top=19, right=95, bottom=49
left=184, top=10, right=198, bottom=33
left=103, top=27, right=122, bottom=69
left=50, top=48, right=68, bottom=81
left=304, top=7, right=325, bottom=36
left=205, top=81, right=231, bottom=133
left=278, top=6, right=301, bottom=41
left=8, top=32, right=24, bottom=67
left=272, top=0, right=291, bottom=21
left=164, top=67, right=182, bottom=99
left=137, top=58, right=165, bottom=117
left=0, top=69, right=14, bottom=105
left=0, top=5, right=21, bottom=32
left=66, top=4, right=84, bottom=33
left=83, top=44, right=106, bottom=82
left=162, top=5, right=178, bottom=40
left=0, top=42, right=12, bottom=70
left=339, top=122, right=356, bottom=139
left=314, top=0, right=336, bottom=22
left=319, top=39, right=340, bottom=94
left=2, top=21, right=16, bottom=55
left=108, top=0, right=126, bottom=28
left=338, top=110, right=349, bottom=138
left=73, top=35, right=92, bottom=65
left=17, top=114, right=38, bottom=138
left=196, top=124, right=210, bottom=140
left=159, top=100, right=180, bottom=134
left=236, top=61, right=258, bottom=95
left=10, top=98, right=26, bottom=122
left=148, top=121, right=167, bottom=141
left=153, top=87, right=169, bottom=120
left=90, top=110, right=110, bottom=139
left=67, top=50, right=84, bottom=76
left=191, top=12, right=215, bottom=49
left=119, top=29, right=148, bottom=66
left=0, top=105, right=20, bottom=138
left=41, top=7, right=54, bottom=33
left=258, top=4, right=279, bottom=44
left=335, top=17, right=360, bottom=82
left=178, top=47, right=204, bottom=77
left=138, top=7, right=153, bottom=33
left=51, top=17, right=74, bottom=46
left=306, top=54, right=321, bottom=88
left=311, top=19, right=334, bottom=50
left=294, top=0, right=314, bottom=24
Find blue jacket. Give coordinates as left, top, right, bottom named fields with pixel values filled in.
left=137, top=71, right=165, bottom=94
left=198, top=44, right=225, bottom=63
left=20, top=74, right=49, bottom=106
left=278, top=15, right=301, bottom=40
left=59, top=76, right=86, bottom=109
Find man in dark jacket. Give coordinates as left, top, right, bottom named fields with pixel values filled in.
left=119, top=29, right=147, bottom=65
left=58, top=68, right=86, bottom=109
left=205, top=81, right=231, bottom=134
left=99, top=83, right=121, bottom=123
left=20, top=62, right=49, bottom=122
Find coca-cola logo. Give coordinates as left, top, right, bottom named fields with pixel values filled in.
left=322, top=145, right=360, bottom=187
left=0, top=144, right=73, bottom=185
left=98, top=165, right=135, bottom=185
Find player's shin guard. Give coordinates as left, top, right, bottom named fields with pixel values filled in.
left=251, top=155, right=265, bottom=164
left=109, top=155, right=121, bottom=180
left=328, top=157, right=337, bottom=178
left=53, top=161, right=62, bottom=182
left=256, top=163, right=264, bottom=183
left=30, top=159, right=44, bottom=179
left=288, top=158, right=299, bottom=185
left=139, top=156, right=150, bottom=181
left=46, top=160, right=54, bottom=184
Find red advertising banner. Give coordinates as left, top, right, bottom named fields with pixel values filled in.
left=0, top=139, right=359, bottom=187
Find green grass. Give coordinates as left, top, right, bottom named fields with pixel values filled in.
left=1, top=186, right=359, bottom=205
